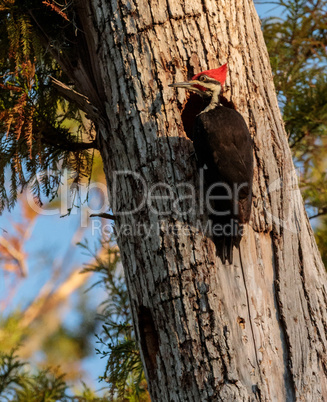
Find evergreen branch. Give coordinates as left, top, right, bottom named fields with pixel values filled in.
left=28, top=9, right=77, bottom=85
left=42, top=134, right=98, bottom=151
left=28, top=8, right=106, bottom=116
left=50, top=76, right=102, bottom=123
left=89, top=213, right=116, bottom=220
left=289, top=131, right=307, bottom=148
left=36, top=121, right=98, bottom=151
left=309, top=208, right=327, bottom=220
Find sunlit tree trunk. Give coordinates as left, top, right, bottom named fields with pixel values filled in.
left=66, top=0, right=327, bottom=399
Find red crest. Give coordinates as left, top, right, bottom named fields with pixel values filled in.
left=192, top=63, right=227, bottom=86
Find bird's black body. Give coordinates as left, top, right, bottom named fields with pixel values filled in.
left=194, top=105, right=253, bottom=261
left=169, top=65, right=253, bottom=263
left=194, top=105, right=253, bottom=223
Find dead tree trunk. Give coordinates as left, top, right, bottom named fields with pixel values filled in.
left=66, top=0, right=327, bottom=399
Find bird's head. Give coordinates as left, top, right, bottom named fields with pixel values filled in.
left=169, top=64, right=227, bottom=98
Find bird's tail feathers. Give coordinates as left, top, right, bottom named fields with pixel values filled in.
left=212, top=218, right=243, bottom=265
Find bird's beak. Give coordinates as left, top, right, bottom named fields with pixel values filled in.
left=169, top=80, right=208, bottom=96
left=168, top=81, right=193, bottom=89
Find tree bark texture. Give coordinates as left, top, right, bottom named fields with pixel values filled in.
left=69, top=0, right=327, bottom=400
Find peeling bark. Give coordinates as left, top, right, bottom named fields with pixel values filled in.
left=59, top=0, right=327, bottom=399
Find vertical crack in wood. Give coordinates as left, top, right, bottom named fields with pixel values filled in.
left=271, top=233, right=297, bottom=400
left=238, top=245, right=262, bottom=381
left=297, top=236, right=327, bottom=373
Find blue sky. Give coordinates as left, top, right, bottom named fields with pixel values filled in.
left=255, top=1, right=284, bottom=17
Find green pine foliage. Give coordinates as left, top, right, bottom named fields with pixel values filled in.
left=0, top=349, right=109, bottom=401
left=0, top=0, right=95, bottom=212
left=81, top=239, right=149, bottom=401
left=0, top=238, right=149, bottom=401
left=0, top=349, right=67, bottom=401
left=0, top=349, right=27, bottom=397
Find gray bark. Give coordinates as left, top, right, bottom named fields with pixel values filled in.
left=66, top=0, right=327, bottom=399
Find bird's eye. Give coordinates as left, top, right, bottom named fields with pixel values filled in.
left=199, top=75, right=206, bottom=81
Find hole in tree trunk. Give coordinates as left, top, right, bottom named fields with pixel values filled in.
left=138, top=306, right=159, bottom=379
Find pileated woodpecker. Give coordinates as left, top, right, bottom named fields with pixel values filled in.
left=169, top=64, right=253, bottom=262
